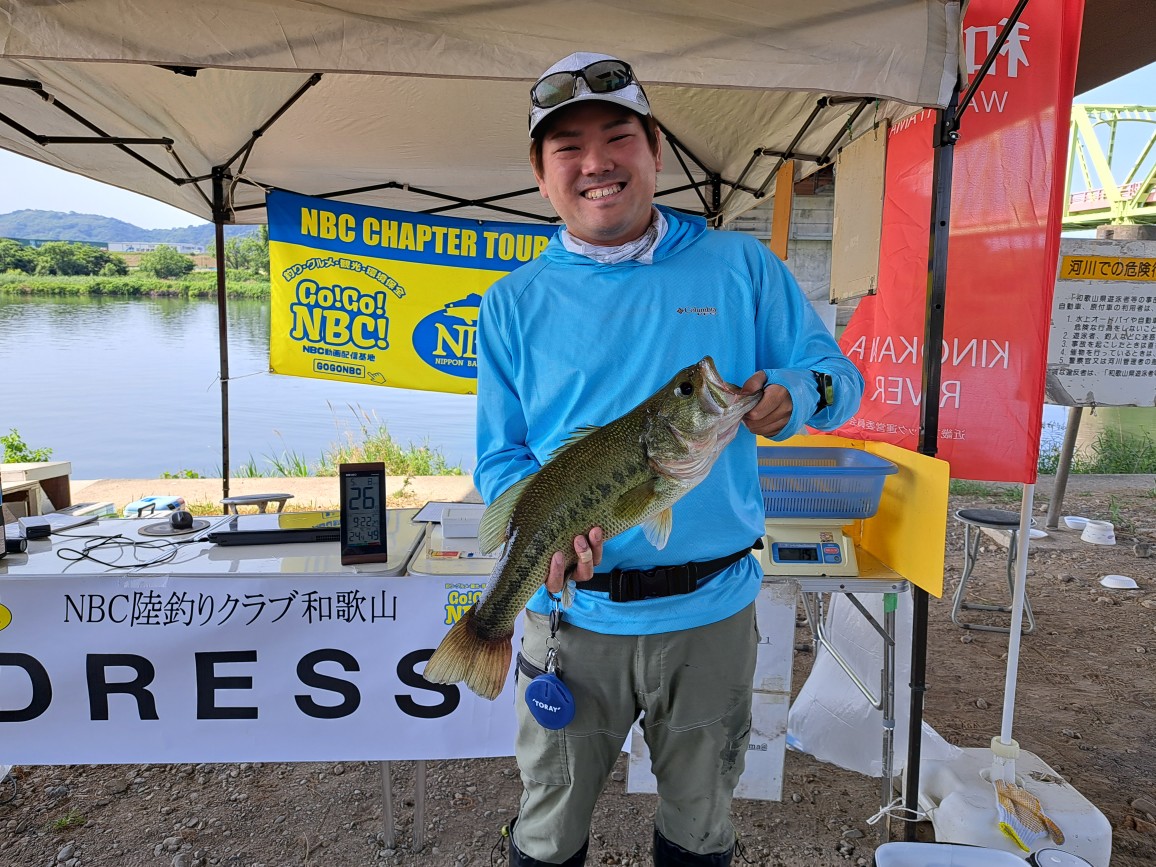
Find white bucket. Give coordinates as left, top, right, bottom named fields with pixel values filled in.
left=875, top=842, right=1025, bottom=866
left=1031, top=849, right=1095, bottom=866
left=1080, top=520, right=1116, bottom=545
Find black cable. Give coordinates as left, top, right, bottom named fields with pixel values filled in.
left=489, top=821, right=510, bottom=867
left=55, top=533, right=183, bottom=569
left=51, top=515, right=234, bottom=570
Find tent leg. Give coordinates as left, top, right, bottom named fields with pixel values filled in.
left=905, top=87, right=959, bottom=839
left=212, top=167, right=232, bottom=500
left=901, top=2, right=1035, bottom=836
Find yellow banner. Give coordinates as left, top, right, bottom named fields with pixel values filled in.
left=1060, top=255, right=1156, bottom=282
left=268, top=191, right=557, bottom=394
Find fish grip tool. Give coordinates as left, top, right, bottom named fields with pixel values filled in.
left=523, top=600, right=576, bottom=729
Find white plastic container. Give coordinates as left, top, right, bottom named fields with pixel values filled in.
left=1099, top=574, right=1138, bottom=590
left=122, top=495, right=185, bottom=518
left=918, top=748, right=1112, bottom=866
left=440, top=503, right=486, bottom=538
left=1031, top=849, right=1094, bottom=866
left=1080, top=520, right=1115, bottom=545
left=875, top=842, right=1026, bottom=866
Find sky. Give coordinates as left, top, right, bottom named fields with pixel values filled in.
left=0, top=62, right=1154, bottom=230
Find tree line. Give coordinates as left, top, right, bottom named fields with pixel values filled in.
left=0, top=227, right=269, bottom=279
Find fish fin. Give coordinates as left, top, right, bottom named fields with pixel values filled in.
left=612, top=479, right=662, bottom=524
left=422, top=606, right=513, bottom=701
left=562, top=578, right=576, bottom=609
left=478, top=476, right=534, bottom=554
left=545, top=424, right=602, bottom=462
left=613, top=480, right=674, bottom=549
left=641, top=507, right=674, bottom=550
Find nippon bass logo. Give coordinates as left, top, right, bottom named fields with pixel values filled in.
left=412, top=293, right=481, bottom=379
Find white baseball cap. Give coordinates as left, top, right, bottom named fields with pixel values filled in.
left=528, top=51, right=651, bottom=138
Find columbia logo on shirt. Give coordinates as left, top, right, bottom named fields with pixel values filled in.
left=676, top=306, right=717, bottom=316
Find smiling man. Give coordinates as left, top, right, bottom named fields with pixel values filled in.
left=473, top=52, right=864, bottom=866
left=531, top=100, right=660, bottom=247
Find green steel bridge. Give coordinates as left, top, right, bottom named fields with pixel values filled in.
left=1064, top=104, right=1156, bottom=228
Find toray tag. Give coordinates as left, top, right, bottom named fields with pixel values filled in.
left=526, top=597, right=575, bottom=729
left=524, top=671, right=576, bottom=730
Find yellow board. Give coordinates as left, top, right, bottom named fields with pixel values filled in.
left=1059, top=254, right=1156, bottom=282
left=267, top=190, right=557, bottom=395
left=763, top=434, right=949, bottom=596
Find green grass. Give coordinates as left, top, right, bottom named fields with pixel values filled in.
left=161, top=468, right=205, bottom=479
left=1107, top=494, right=1140, bottom=535
left=227, top=450, right=315, bottom=478
left=265, top=449, right=314, bottom=477
left=160, top=408, right=464, bottom=479
left=232, top=456, right=270, bottom=478
left=316, top=406, right=465, bottom=477
left=1037, top=427, right=1156, bottom=476
left=948, top=479, right=1020, bottom=502
left=0, top=270, right=269, bottom=298
left=49, top=811, right=86, bottom=831
left=952, top=428, right=1156, bottom=505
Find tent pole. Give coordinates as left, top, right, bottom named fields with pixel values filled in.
left=901, top=2, right=1033, bottom=835
left=903, top=85, right=960, bottom=840
left=212, top=167, right=232, bottom=499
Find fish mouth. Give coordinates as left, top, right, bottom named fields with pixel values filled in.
left=698, top=356, right=759, bottom=453
left=698, top=356, right=757, bottom=415
left=653, top=357, right=758, bottom=483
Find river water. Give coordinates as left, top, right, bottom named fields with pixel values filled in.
left=2, top=296, right=478, bottom=479
left=3, top=296, right=1067, bottom=481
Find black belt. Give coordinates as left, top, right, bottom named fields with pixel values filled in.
left=580, top=541, right=760, bottom=603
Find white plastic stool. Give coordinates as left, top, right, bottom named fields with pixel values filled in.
left=220, top=493, right=294, bottom=514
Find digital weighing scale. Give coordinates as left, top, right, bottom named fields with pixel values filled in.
left=761, top=517, right=859, bottom=577
left=756, top=444, right=898, bottom=578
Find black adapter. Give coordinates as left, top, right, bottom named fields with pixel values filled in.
left=3, top=519, right=28, bottom=554
left=19, top=516, right=52, bottom=540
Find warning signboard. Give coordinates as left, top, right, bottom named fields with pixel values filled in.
left=1047, top=239, right=1156, bottom=407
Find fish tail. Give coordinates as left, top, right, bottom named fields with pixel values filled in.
left=422, top=606, right=512, bottom=701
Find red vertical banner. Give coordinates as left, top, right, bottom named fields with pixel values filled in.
left=835, top=0, right=1085, bottom=483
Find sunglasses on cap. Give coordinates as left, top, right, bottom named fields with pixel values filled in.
left=530, top=59, right=636, bottom=109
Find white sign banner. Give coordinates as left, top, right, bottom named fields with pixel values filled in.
left=1047, top=238, right=1156, bottom=407
left=0, top=575, right=517, bottom=764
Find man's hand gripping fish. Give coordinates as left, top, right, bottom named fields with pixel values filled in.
left=422, top=356, right=760, bottom=700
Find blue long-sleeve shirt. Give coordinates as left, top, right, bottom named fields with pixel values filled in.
left=475, top=206, right=863, bottom=634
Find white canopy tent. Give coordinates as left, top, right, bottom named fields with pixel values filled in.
left=0, top=0, right=960, bottom=226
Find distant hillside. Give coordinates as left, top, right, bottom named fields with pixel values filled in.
left=0, top=210, right=258, bottom=246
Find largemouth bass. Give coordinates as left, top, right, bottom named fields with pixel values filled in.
left=422, top=355, right=760, bottom=700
